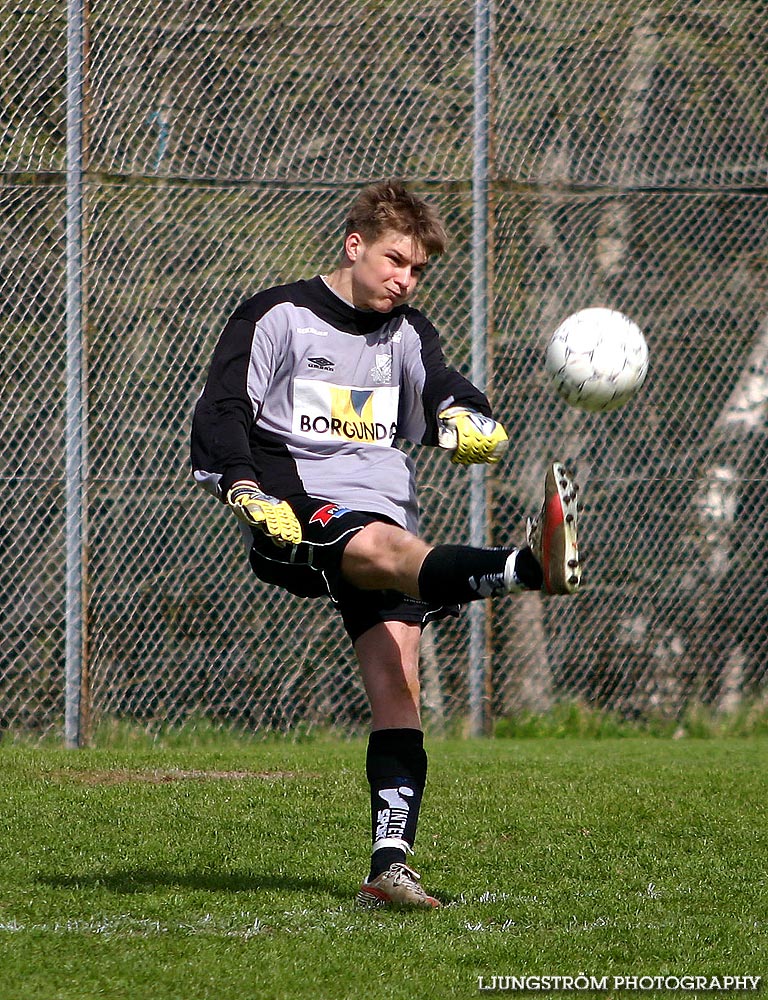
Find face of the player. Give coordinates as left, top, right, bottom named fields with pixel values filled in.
left=344, top=231, right=429, bottom=312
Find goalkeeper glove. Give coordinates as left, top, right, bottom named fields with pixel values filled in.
left=226, top=481, right=302, bottom=546
left=437, top=406, right=509, bottom=465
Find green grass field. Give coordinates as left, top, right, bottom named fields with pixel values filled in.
left=0, top=736, right=765, bottom=1000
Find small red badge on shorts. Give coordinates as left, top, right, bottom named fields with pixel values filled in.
left=309, top=503, right=350, bottom=527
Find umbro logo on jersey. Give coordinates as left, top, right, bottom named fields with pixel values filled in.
left=307, top=357, right=335, bottom=371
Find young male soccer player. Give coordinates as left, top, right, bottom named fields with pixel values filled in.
left=190, top=180, right=581, bottom=909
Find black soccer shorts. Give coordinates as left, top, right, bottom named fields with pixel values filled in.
left=246, top=495, right=458, bottom=643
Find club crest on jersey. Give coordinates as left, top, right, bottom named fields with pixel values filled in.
left=368, top=353, right=392, bottom=384
left=309, top=503, right=351, bottom=527
left=292, top=379, right=399, bottom=446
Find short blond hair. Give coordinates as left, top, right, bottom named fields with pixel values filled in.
left=344, top=180, right=448, bottom=257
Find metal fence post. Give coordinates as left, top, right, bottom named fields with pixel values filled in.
left=468, top=0, right=493, bottom=737
left=64, top=0, right=88, bottom=748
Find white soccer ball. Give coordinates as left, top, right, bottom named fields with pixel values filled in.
left=544, top=307, right=649, bottom=413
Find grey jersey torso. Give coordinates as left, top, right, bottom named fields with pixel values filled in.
left=191, top=276, right=491, bottom=532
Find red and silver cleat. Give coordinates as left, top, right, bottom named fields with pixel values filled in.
left=527, top=462, right=581, bottom=595
left=356, top=863, right=441, bottom=910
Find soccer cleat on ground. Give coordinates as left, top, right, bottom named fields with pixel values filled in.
left=356, top=863, right=442, bottom=910
left=527, top=462, right=581, bottom=595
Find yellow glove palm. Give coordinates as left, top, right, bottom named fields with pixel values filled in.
left=437, top=406, right=509, bottom=465
left=226, top=481, right=302, bottom=546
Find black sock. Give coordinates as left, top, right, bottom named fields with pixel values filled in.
left=511, top=545, right=543, bottom=590
left=418, top=544, right=543, bottom=603
left=366, top=728, right=427, bottom=880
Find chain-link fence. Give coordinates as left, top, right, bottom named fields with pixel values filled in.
left=2, top=1, right=767, bottom=742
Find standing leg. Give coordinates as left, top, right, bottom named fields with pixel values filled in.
left=355, top=619, right=422, bottom=731
left=353, top=620, right=440, bottom=909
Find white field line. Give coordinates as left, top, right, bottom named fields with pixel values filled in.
left=0, top=907, right=384, bottom=938
left=0, top=913, right=267, bottom=939
left=0, top=892, right=597, bottom=937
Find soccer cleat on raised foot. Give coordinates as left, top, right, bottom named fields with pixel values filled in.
left=527, top=462, right=581, bottom=595
left=356, top=863, right=441, bottom=910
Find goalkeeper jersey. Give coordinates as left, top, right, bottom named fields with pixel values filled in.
left=190, top=276, right=491, bottom=532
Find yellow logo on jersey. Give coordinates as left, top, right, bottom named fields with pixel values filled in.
left=329, top=386, right=375, bottom=429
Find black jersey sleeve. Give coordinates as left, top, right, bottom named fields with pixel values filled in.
left=190, top=310, right=262, bottom=497
left=407, top=311, right=493, bottom=447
